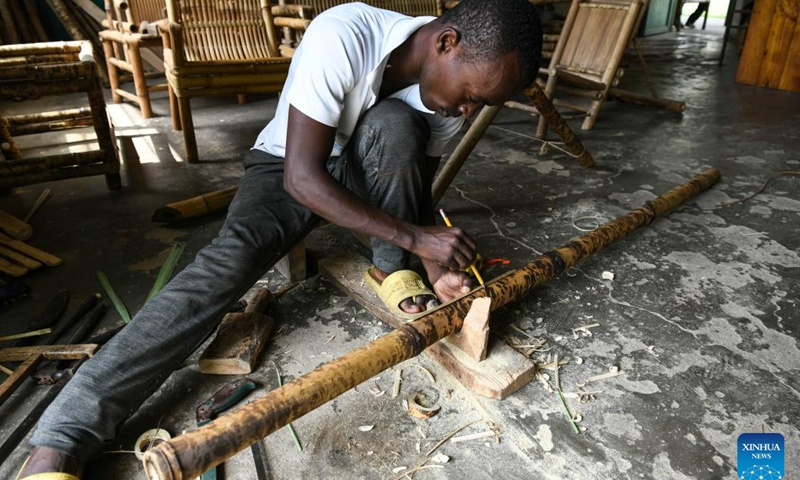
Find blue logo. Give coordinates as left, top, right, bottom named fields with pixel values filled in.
left=738, top=433, right=784, bottom=480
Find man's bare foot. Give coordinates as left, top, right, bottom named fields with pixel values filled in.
left=370, top=267, right=437, bottom=314
left=17, top=447, right=82, bottom=478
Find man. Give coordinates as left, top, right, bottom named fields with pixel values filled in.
left=18, top=0, right=542, bottom=477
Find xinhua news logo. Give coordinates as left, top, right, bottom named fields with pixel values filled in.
left=738, top=433, right=784, bottom=480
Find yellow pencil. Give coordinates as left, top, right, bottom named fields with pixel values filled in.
left=439, top=208, right=486, bottom=290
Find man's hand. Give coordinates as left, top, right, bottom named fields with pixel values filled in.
left=411, top=225, right=477, bottom=271
left=432, top=270, right=473, bottom=303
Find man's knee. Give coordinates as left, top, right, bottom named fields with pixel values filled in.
left=360, top=99, right=431, bottom=150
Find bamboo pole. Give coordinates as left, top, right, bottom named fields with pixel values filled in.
left=24, top=0, right=52, bottom=43
left=0, top=0, right=21, bottom=44
left=151, top=186, right=239, bottom=223
left=524, top=82, right=594, bottom=167
left=142, top=168, right=722, bottom=480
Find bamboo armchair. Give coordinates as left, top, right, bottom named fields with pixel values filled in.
left=0, top=42, right=121, bottom=191
left=528, top=0, right=684, bottom=137
left=161, top=0, right=310, bottom=163
left=100, top=0, right=168, bottom=119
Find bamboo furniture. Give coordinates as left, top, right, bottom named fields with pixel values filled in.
left=0, top=41, right=121, bottom=191
left=160, top=0, right=310, bottom=163
left=100, top=0, right=168, bottom=119
left=284, top=0, right=444, bottom=17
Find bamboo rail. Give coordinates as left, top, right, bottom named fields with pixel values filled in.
left=142, top=168, right=722, bottom=480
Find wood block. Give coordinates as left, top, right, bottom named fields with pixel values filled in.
left=319, top=251, right=537, bottom=400
left=199, top=289, right=275, bottom=375
left=275, top=241, right=306, bottom=282
left=448, top=297, right=491, bottom=362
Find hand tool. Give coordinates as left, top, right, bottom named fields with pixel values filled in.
left=438, top=209, right=486, bottom=290
left=196, top=378, right=257, bottom=480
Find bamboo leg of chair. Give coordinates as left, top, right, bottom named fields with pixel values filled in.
left=168, top=85, right=181, bottom=131
left=237, top=94, right=247, bottom=105
left=177, top=96, right=198, bottom=163
left=102, top=39, right=123, bottom=104
left=431, top=105, right=501, bottom=206
left=127, top=43, right=153, bottom=119
left=535, top=74, right=558, bottom=139
left=0, top=118, right=21, bottom=160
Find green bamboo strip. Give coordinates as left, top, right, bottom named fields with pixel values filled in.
left=145, top=243, right=186, bottom=304
left=97, top=271, right=131, bottom=323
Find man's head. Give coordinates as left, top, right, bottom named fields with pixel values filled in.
left=418, top=0, right=543, bottom=118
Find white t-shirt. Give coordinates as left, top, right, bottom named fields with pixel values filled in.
left=252, top=2, right=464, bottom=158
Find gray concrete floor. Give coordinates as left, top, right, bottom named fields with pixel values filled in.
left=1, top=25, right=798, bottom=480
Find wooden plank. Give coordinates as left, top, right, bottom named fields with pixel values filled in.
left=757, top=1, right=796, bottom=88
left=319, top=251, right=537, bottom=400
left=0, top=344, right=97, bottom=362
left=737, top=0, right=779, bottom=85
left=778, top=16, right=800, bottom=91
left=0, top=354, right=42, bottom=405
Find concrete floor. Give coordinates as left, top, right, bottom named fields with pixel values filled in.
left=1, top=25, right=798, bottom=480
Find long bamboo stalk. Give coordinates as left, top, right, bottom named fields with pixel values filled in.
left=142, top=168, right=721, bottom=480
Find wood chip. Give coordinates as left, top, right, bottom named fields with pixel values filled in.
left=450, top=431, right=496, bottom=443
left=358, top=425, right=374, bottom=432
left=586, top=368, right=624, bottom=383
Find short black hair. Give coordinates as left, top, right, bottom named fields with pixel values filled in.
left=441, top=0, right=543, bottom=89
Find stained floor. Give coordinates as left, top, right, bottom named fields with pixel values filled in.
left=1, top=24, right=798, bottom=480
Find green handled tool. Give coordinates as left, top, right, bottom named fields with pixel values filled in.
left=196, top=378, right=257, bottom=480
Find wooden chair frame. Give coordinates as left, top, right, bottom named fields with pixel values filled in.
left=0, top=42, right=121, bottom=191
left=537, top=0, right=644, bottom=135
left=99, top=0, right=168, bottom=119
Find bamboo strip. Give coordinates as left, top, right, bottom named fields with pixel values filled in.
left=0, top=257, right=28, bottom=277
left=0, top=210, right=33, bottom=241
left=0, top=0, right=21, bottom=44
left=6, top=108, right=91, bottom=125
left=142, top=168, right=722, bottom=480
left=0, top=232, right=62, bottom=267
left=9, top=118, right=94, bottom=136
left=45, top=0, right=87, bottom=41
left=0, top=244, right=42, bottom=269
left=9, top=0, right=34, bottom=44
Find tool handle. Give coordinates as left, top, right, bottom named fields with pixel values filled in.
left=245, top=289, right=273, bottom=315
left=196, top=378, right=257, bottom=424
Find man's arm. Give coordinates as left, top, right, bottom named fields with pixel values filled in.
left=283, top=106, right=477, bottom=271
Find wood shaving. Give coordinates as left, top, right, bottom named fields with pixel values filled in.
left=392, top=467, right=407, bottom=474
left=586, top=368, right=624, bottom=383
left=430, top=453, right=450, bottom=464
left=358, top=425, right=374, bottom=432
left=408, top=364, right=436, bottom=384
left=393, top=369, right=402, bottom=398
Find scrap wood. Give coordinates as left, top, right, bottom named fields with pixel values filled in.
left=0, top=328, right=51, bottom=343
left=0, top=244, right=42, bottom=270
left=587, top=366, right=624, bottom=383
left=450, top=430, right=497, bottom=443
left=572, top=323, right=600, bottom=335
left=23, top=189, right=50, bottom=223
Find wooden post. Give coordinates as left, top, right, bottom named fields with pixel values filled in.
left=142, top=168, right=722, bottom=480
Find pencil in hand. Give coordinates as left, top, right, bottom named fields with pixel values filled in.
left=439, top=208, right=486, bottom=290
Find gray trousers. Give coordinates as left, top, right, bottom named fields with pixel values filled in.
left=31, top=99, right=433, bottom=459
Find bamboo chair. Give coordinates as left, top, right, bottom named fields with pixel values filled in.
left=161, top=0, right=310, bottom=163
left=99, top=0, right=168, bottom=119
left=0, top=41, right=121, bottom=191
left=284, top=0, right=443, bottom=17
left=535, top=0, right=644, bottom=135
